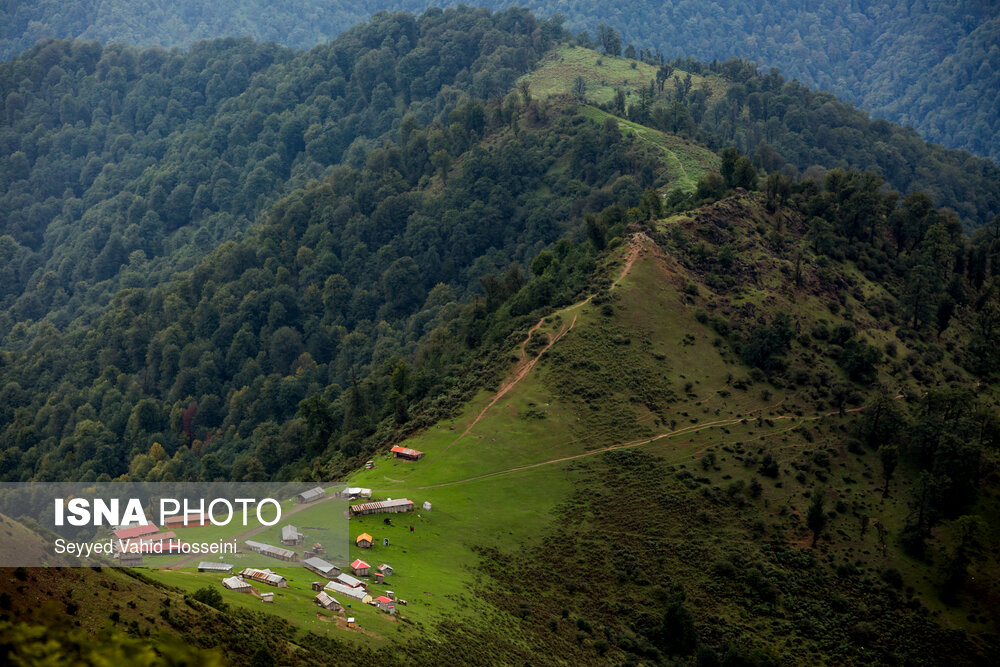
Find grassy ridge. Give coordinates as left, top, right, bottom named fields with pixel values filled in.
left=521, top=45, right=726, bottom=106
left=336, top=197, right=998, bottom=661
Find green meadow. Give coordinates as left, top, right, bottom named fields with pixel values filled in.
left=520, top=45, right=726, bottom=107
left=147, top=198, right=998, bottom=656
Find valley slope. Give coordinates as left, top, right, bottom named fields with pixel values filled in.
left=1, top=12, right=1000, bottom=666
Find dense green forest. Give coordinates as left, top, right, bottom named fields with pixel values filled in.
left=539, top=0, right=1000, bottom=162
left=589, top=51, right=1000, bottom=228
left=3, top=2, right=998, bottom=161
left=3, top=15, right=998, bottom=349
left=0, top=7, right=558, bottom=328
left=2, top=9, right=1000, bottom=665
left=2, top=9, right=1000, bottom=488
left=0, top=9, right=658, bottom=484
left=0, top=0, right=373, bottom=61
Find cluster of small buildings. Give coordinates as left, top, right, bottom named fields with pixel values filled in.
left=217, top=567, right=288, bottom=594
left=194, top=483, right=427, bottom=624
left=314, top=564, right=399, bottom=614
left=207, top=547, right=401, bottom=617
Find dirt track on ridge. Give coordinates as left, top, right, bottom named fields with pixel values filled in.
left=423, top=236, right=646, bottom=464
left=401, top=235, right=892, bottom=490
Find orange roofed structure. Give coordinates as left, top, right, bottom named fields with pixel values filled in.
left=390, top=445, right=424, bottom=461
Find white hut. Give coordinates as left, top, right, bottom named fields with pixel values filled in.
left=222, top=576, right=252, bottom=593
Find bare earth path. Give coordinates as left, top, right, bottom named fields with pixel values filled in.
left=424, top=237, right=645, bottom=463
left=387, top=407, right=867, bottom=492
left=389, top=235, right=892, bottom=492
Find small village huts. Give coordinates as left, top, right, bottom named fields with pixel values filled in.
left=240, top=568, right=288, bottom=588
left=222, top=576, right=252, bottom=593
left=244, top=540, right=296, bottom=562
left=113, top=524, right=159, bottom=540
left=296, top=487, right=325, bottom=504
left=164, top=513, right=208, bottom=527
left=304, top=556, right=340, bottom=579
left=336, top=572, right=365, bottom=588
left=374, top=595, right=396, bottom=613
left=350, top=559, right=370, bottom=577
left=390, top=446, right=424, bottom=461
left=281, top=525, right=303, bottom=546
left=198, top=561, right=233, bottom=573
left=349, top=499, right=414, bottom=517
left=315, top=591, right=342, bottom=611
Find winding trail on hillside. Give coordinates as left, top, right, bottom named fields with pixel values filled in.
left=423, top=237, right=646, bottom=464
left=398, top=235, right=897, bottom=491
left=459, top=313, right=577, bottom=438
left=385, top=404, right=872, bottom=492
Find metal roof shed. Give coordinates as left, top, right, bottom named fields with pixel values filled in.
left=296, top=487, right=325, bottom=503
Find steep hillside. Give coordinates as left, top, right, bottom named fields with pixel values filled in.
left=326, top=193, right=1000, bottom=663
left=4, top=31, right=998, bottom=354
left=0, top=8, right=557, bottom=330
left=2, top=10, right=1000, bottom=665
left=0, top=562, right=389, bottom=665
left=0, top=85, right=667, bottom=484
left=9, top=188, right=997, bottom=663
left=11, top=30, right=999, bottom=491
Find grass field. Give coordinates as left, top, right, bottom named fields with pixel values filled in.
left=520, top=45, right=726, bottom=107
left=143, top=566, right=402, bottom=646
left=520, top=45, right=723, bottom=192
left=120, top=199, right=999, bottom=659
left=581, top=105, right=719, bottom=191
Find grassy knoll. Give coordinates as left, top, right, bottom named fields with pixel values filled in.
left=520, top=45, right=725, bottom=107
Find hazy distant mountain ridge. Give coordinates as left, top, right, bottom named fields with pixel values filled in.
left=5, top=1, right=997, bottom=161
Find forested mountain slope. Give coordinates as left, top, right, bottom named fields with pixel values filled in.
left=0, top=0, right=371, bottom=61
left=2, top=10, right=1000, bottom=489
left=1, top=9, right=1000, bottom=664
left=4, top=26, right=999, bottom=350
left=0, top=7, right=557, bottom=329
left=337, top=186, right=1000, bottom=664
left=4, top=2, right=999, bottom=161
left=5, top=166, right=1000, bottom=665
left=522, top=45, right=1000, bottom=228
left=0, top=78, right=661, bottom=484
